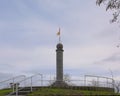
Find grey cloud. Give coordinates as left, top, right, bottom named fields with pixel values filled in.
left=0, top=0, right=120, bottom=80
left=0, top=72, right=13, bottom=81
left=93, top=52, right=120, bottom=65
left=102, top=53, right=120, bottom=63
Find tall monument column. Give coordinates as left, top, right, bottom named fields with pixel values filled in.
left=56, top=43, right=64, bottom=82
left=51, top=28, right=68, bottom=87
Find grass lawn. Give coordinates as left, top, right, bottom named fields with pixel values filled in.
left=0, top=87, right=119, bottom=96
left=27, top=87, right=119, bottom=96
left=0, top=88, right=12, bottom=96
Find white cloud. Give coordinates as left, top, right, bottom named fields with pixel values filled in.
left=0, top=0, right=120, bottom=80
left=0, top=46, right=55, bottom=73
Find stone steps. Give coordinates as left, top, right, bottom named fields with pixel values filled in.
left=7, top=87, right=40, bottom=96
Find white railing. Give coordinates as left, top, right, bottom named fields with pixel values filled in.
left=9, top=73, right=43, bottom=96
left=0, top=75, right=26, bottom=90
left=5, top=74, right=116, bottom=96
left=84, top=75, right=114, bottom=88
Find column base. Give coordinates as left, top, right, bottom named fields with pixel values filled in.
left=51, top=80, right=68, bottom=87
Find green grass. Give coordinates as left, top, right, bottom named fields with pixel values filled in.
left=0, top=88, right=12, bottom=96
left=27, top=88, right=119, bottom=96
left=0, top=87, right=119, bottom=96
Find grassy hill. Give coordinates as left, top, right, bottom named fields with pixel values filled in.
left=27, top=87, right=119, bottom=96
left=0, top=88, right=12, bottom=96
left=0, top=87, right=119, bottom=96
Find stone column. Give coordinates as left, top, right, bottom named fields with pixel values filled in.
left=56, top=43, right=64, bottom=82
left=51, top=43, right=68, bottom=87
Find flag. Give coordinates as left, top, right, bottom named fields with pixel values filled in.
left=57, top=28, right=60, bottom=36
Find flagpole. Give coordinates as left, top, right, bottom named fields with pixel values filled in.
left=57, top=28, right=61, bottom=43
left=59, top=35, right=61, bottom=43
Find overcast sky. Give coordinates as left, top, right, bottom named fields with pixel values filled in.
left=0, top=0, right=120, bottom=80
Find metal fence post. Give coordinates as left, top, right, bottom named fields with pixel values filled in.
left=13, top=78, right=14, bottom=93
left=16, top=83, right=18, bottom=96
left=84, top=75, right=86, bottom=86
left=41, top=74, right=43, bottom=86
left=31, top=77, right=33, bottom=92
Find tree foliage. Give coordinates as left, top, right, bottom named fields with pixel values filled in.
left=114, top=81, right=120, bottom=93
left=96, top=0, right=120, bottom=22
left=63, top=74, right=71, bottom=82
